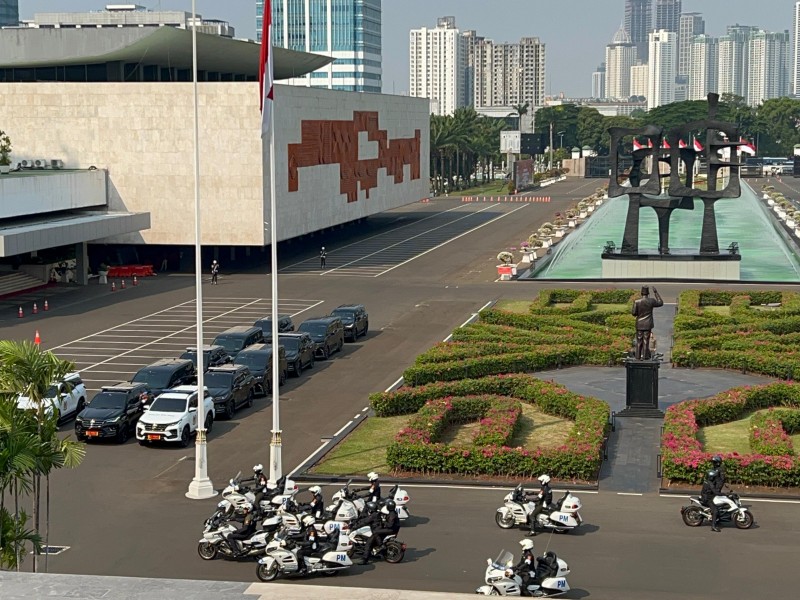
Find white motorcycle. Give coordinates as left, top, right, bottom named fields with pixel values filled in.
left=347, top=523, right=406, bottom=564
left=256, top=530, right=353, bottom=581
left=326, top=479, right=366, bottom=523
left=495, top=485, right=582, bottom=533
left=221, top=472, right=298, bottom=515
left=476, top=549, right=571, bottom=597
left=382, top=483, right=411, bottom=521
left=197, top=513, right=281, bottom=560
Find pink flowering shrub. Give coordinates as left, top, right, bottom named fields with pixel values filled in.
left=661, top=382, right=800, bottom=486
left=749, top=409, right=794, bottom=456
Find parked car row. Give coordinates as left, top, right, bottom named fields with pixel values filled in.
left=25, top=304, right=370, bottom=447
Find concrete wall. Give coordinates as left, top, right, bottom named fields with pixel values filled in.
left=0, top=170, right=107, bottom=219
left=0, top=83, right=429, bottom=246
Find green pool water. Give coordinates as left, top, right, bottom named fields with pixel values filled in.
left=533, top=183, right=800, bottom=281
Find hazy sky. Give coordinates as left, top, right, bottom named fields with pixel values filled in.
left=21, top=1, right=794, bottom=96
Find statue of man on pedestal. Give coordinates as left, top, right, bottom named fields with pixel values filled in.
left=631, top=286, right=663, bottom=360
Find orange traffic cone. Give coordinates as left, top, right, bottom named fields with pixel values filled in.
left=44, top=300, right=49, bottom=311
left=121, top=279, right=126, bottom=289
left=111, top=281, right=116, bottom=292
left=133, top=276, right=139, bottom=286
left=34, top=330, right=41, bottom=346
left=18, top=306, right=23, bottom=318
left=33, top=302, right=38, bottom=314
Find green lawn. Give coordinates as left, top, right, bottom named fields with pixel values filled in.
left=698, top=408, right=800, bottom=454
left=701, top=306, right=730, bottom=315
left=494, top=299, right=533, bottom=314
left=448, top=180, right=510, bottom=197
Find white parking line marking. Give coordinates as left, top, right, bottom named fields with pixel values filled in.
left=617, top=492, right=643, bottom=496
left=384, top=377, right=404, bottom=393
left=377, top=204, right=529, bottom=276
left=333, top=421, right=353, bottom=437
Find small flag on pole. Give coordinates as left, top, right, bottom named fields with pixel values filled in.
left=632, top=138, right=643, bottom=151
left=662, top=138, right=671, bottom=150
left=739, top=137, right=756, bottom=156
left=678, top=139, right=687, bottom=149
left=693, top=137, right=704, bottom=152
left=647, top=139, right=653, bottom=149
left=259, top=0, right=274, bottom=139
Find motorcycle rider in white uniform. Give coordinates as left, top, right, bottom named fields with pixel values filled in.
left=526, top=475, right=553, bottom=536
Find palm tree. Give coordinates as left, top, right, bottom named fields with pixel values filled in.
left=0, top=341, right=85, bottom=572
left=511, top=102, right=530, bottom=131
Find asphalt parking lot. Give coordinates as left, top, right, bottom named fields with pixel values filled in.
left=5, top=178, right=800, bottom=599
left=48, top=297, right=324, bottom=392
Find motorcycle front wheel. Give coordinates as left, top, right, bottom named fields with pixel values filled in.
left=256, top=562, right=280, bottom=582
left=734, top=511, right=754, bottom=529
left=384, top=541, right=405, bottom=564
left=681, top=506, right=704, bottom=527
left=495, top=511, right=515, bottom=529
left=197, top=541, right=217, bottom=560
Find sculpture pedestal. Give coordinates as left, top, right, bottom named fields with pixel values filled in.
left=601, top=250, right=741, bottom=281
left=618, top=358, right=664, bottom=418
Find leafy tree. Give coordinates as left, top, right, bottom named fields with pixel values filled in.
left=719, top=94, right=757, bottom=138
left=534, top=104, right=581, bottom=150
left=755, top=97, right=800, bottom=156
left=600, top=115, right=641, bottom=151
left=576, top=107, right=605, bottom=152
left=644, top=100, right=709, bottom=137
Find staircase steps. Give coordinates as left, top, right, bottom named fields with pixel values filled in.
left=0, top=271, right=49, bottom=299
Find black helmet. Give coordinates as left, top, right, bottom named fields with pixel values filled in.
left=385, top=500, right=396, bottom=512
left=707, top=469, right=718, bottom=480
left=711, top=455, right=722, bottom=467
left=365, top=501, right=378, bottom=514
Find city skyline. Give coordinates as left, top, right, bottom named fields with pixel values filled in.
left=18, top=0, right=794, bottom=97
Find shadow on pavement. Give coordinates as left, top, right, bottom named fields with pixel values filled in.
left=402, top=547, right=435, bottom=563
left=403, top=515, right=430, bottom=528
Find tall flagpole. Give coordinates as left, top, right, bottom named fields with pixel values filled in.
left=187, top=0, right=216, bottom=500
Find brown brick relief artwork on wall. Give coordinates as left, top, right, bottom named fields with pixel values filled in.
left=288, top=111, right=421, bottom=203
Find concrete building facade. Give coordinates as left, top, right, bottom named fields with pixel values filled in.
left=0, top=0, right=18, bottom=26
left=688, top=34, right=719, bottom=100
left=630, top=61, right=649, bottom=99
left=591, top=63, right=606, bottom=99
left=462, top=29, right=484, bottom=107
left=624, top=0, right=652, bottom=62
left=473, top=36, right=546, bottom=114
left=654, top=0, right=681, bottom=33
left=605, top=27, right=637, bottom=100
left=795, top=2, right=800, bottom=96
left=409, top=16, right=468, bottom=116
left=647, top=29, right=677, bottom=110
left=747, top=30, right=791, bottom=106
left=679, top=12, right=705, bottom=79
left=718, top=25, right=758, bottom=100
left=258, top=0, right=382, bottom=93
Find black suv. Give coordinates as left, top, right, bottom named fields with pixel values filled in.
left=75, top=382, right=152, bottom=443
left=234, top=343, right=288, bottom=395
left=253, top=314, right=295, bottom=342
left=180, top=345, right=231, bottom=372
left=130, top=359, right=196, bottom=397
left=205, top=365, right=257, bottom=419
left=330, top=304, right=369, bottom=341
left=211, top=326, right=264, bottom=359
left=278, top=332, right=316, bottom=376
left=297, top=316, right=345, bottom=359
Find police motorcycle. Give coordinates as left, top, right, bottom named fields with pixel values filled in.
left=476, top=543, right=571, bottom=597
left=198, top=503, right=281, bottom=561
left=256, top=517, right=354, bottom=581
left=680, top=489, right=754, bottom=529
left=346, top=506, right=406, bottom=564
left=379, top=483, right=411, bottom=521
left=495, top=484, right=582, bottom=533
left=220, top=470, right=298, bottom=516
left=326, top=479, right=366, bottom=523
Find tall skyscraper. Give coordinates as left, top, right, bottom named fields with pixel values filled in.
left=605, top=27, right=637, bottom=99
left=747, top=30, right=791, bottom=105
left=630, top=61, right=649, bottom=98
left=647, top=30, right=677, bottom=110
left=793, top=2, right=800, bottom=95
left=718, top=25, right=758, bottom=100
left=592, top=63, right=606, bottom=99
left=688, top=34, right=719, bottom=100
left=679, top=12, right=705, bottom=79
left=624, top=0, right=652, bottom=62
left=0, top=0, right=19, bottom=26
left=410, top=17, right=468, bottom=115
left=463, top=30, right=485, bottom=107
left=654, top=0, right=681, bottom=33
left=257, top=0, right=382, bottom=93
left=473, top=37, right=546, bottom=113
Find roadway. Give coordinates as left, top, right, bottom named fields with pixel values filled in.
left=3, top=177, right=800, bottom=599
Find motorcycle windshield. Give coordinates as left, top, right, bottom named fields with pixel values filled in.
left=493, top=550, right=514, bottom=570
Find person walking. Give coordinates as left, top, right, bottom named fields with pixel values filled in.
left=319, top=246, right=327, bottom=269
left=211, top=259, right=220, bottom=285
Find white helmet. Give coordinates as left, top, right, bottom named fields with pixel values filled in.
left=367, top=472, right=379, bottom=482
left=253, top=464, right=263, bottom=473
left=538, top=474, right=551, bottom=485
left=309, top=485, right=322, bottom=495
left=302, top=515, right=316, bottom=527
left=519, top=539, right=535, bottom=551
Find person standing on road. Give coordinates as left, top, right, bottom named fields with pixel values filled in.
left=319, top=246, right=327, bottom=268
left=211, top=260, right=220, bottom=285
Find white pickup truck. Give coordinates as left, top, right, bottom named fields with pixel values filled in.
left=135, top=385, right=214, bottom=447
left=16, top=373, right=87, bottom=423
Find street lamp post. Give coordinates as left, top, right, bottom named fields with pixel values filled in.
left=558, top=131, right=565, bottom=149
left=186, top=0, right=216, bottom=500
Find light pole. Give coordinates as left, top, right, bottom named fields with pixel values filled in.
left=186, top=0, right=216, bottom=500
left=558, top=131, right=565, bottom=149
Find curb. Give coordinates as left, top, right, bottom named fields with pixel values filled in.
left=659, top=486, right=800, bottom=501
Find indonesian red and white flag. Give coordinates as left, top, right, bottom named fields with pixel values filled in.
left=647, top=139, right=653, bottom=149
left=661, top=138, right=671, bottom=150
left=678, top=139, right=687, bottom=149
left=259, top=0, right=274, bottom=139
left=693, top=137, right=704, bottom=152
left=632, top=138, right=643, bottom=151
left=739, top=137, right=756, bottom=156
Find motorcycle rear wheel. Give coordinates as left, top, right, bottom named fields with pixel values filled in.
left=384, top=541, right=404, bottom=564
left=734, top=511, right=754, bottom=529
left=322, top=570, right=339, bottom=577
left=197, top=541, right=217, bottom=560
left=681, top=506, right=704, bottom=527
left=495, top=512, right=515, bottom=529
left=256, top=562, right=279, bottom=582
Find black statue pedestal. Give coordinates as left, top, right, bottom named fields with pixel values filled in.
left=618, top=358, right=665, bottom=418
